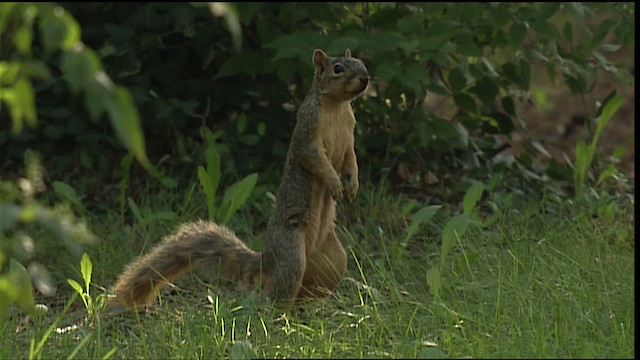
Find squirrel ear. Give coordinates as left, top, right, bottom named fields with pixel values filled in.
left=313, top=49, right=328, bottom=75
left=313, top=49, right=328, bottom=65
left=345, top=48, right=352, bottom=58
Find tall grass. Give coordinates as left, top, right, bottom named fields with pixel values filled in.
left=1, top=186, right=634, bottom=359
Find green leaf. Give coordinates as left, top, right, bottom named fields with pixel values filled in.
left=453, top=93, right=478, bottom=114
left=9, top=259, right=36, bottom=318
left=214, top=51, right=264, bottom=79
left=236, top=3, right=264, bottom=24
left=197, top=166, right=216, bottom=221
left=83, top=80, right=110, bottom=121
left=127, top=197, right=143, bottom=225
left=427, top=118, right=466, bottom=148
left=593, top=92, right=622, bottom=144
left=67, top=278, right=84, bottom=296
left=563, top=21, right=573, bottom=44
left=327, top=36, right=361, bottom=55
left=591, top=18, right=616, bottom=49
left=230, top=340, right=258, bottom=360
left=401, top=62, right=429, bottom=98
left=426, top=267, right=442, bottom=299
left=421, top=20, right=459, bottom=50
left=80, top=252, right=92, bottom=291
left=43, top=123, right=64, bottom=139
left=52, top=181, right=84, bottom=213
left=366, top=31, right=402, bottom=53
left=492, top=6, right=513, bottom=29
left=573, top=139, right=589, bottom=194
left=536, top=3, right=560, bottom=21
left=39, top=6, right=80, bottom=53
left=546, top=63, right=557, bottom=87
left=596, top=165, right=618, bottom=186
left=398, top=39, right=419, bottom=57
left=486, top=112, right=515, bottom=134
left=404, top=205, right=442, bottom=245
left=502, top=62, right=530, bottom=91
left=463, top=181, right=485, bottom=214
left=459, top=3, right=483, bottom=23
left=7, top=3, right=36, bottom=55
left=205, top=145, right=221, bottom=195
left=60, top=49, right=102, bottom=94
left=0, top=276, right=19, bottom=322
left=375, top=61, right=401, bottom=82
left=569, top=3, right=586, bottom=22
left=0, top=204, right=21, bottom=232
left=565, top=74, right=585, bottom=94
left=276, top=61, right=296, bottom=83
left=1, top=76, right=37, bottom=133
left=104, top=23, right=135, bottom=43
left=546, top=158, right=573, bottom=182
left=0, top=61, right=21, bottom=86
left=264, top=31, right=326, bottom=60
left=145, top=164, right=178, bottom=189
left=457, top=41, right=482, bottom=58
left=572, top=91, right=622, bottom=194
left=471, top=77, right=498, bottom=109
left=220, top=173, right=258, bottom=224
left=600, top=44, right=621, bottom=53
left=418, top=346, right=449, bottom=359
left=533, top=20, right=559, bottom=41
left=441, top=213, right=471, bottom=262
left=508, top=22, right=527, bottom=50
left=448, top=68, right=467, bottom=92
left=106, top=87, right=148, bottom=166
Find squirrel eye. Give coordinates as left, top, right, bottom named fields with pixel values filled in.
left=333, top=64, right=344, bottom=74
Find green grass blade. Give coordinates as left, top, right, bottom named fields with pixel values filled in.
left=197, top=166, right=217, bottom=221
left=403, top=205, right=441, bottom=245
left=463, top=181, right=484, bottom=214
left=220, top=173, right=258, bottom=224
left=441, top=213, right=471, bottom=263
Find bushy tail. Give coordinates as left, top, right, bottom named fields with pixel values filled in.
left=111, top=220, right=262, bottom=307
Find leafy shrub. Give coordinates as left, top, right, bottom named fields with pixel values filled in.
left=0, top=151, right=97, bottom=322
left=1, top=3, right=633, bottom=200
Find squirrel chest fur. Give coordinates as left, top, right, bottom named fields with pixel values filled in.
left=111, top=48, right=369, bottom=310
left=317, top=102, right=356, bottom=167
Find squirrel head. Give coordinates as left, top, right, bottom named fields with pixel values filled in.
left=312, top=49, right=369, bottom=101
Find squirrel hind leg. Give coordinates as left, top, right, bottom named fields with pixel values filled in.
left=299, top=231, right=347, bottom=298
left=265, top=256, right=305, bottom=308
left=262, top=230, right=306, bottom=309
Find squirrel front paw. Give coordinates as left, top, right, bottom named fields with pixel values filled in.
left=329, top=176, right=344, bottom=201
left=341, top=172, right=359, bottom=202
left=347, top=175, right=359, bottom=202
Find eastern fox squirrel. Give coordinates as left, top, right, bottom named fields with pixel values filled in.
left=111, top=49, right=370, bottom=310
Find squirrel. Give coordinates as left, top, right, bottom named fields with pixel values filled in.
left=111, top=48, right=370, bottom=310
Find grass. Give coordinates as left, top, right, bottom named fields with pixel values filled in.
left=1, top=184, right=635, bottom=359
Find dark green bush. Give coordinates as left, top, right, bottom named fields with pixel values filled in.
left=1, top=2, right=633, bottom=198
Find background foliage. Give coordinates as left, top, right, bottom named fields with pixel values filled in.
left=2, top=3, right=633, bottom=198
